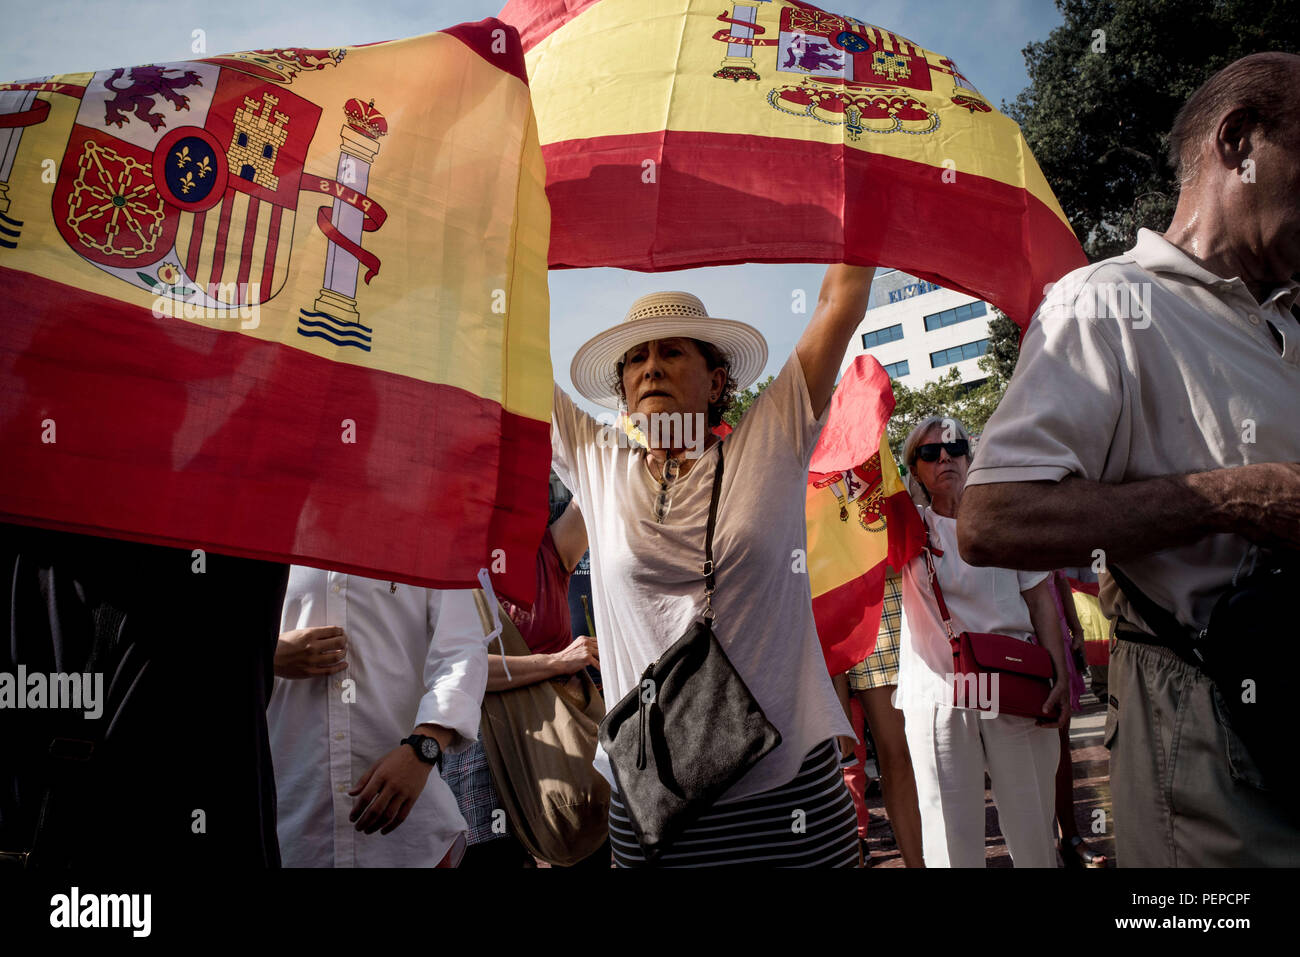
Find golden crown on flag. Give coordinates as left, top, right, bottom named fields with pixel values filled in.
left=344, top=98, right=388, bottom=140
left=207, top=48, right=345, bottom=83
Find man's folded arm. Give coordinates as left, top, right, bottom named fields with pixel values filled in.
left=957, top=465, right=1300, bottom=570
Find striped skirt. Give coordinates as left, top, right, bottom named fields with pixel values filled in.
left=609, top=739, right=860, bottom=867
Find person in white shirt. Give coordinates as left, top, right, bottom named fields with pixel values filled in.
left=895, top=416, right=1069, bottom=868
left=268, top=569, right=488, bottom=867
left=957, top=53, right=1300, bottom=865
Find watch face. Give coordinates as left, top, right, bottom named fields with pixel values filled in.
left=420, top=738, right=438, bottom=761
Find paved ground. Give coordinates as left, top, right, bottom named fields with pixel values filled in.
left=863, top=689, right=1114, bottom=868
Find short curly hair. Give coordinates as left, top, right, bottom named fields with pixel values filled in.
left=609, top=338, right=738, bottom=428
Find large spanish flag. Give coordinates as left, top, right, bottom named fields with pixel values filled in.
left=500, top=0, right=1086, bottom=329
left=807, top=356, right=924, bottom=675
left=0, top=22, right=552, bottom=603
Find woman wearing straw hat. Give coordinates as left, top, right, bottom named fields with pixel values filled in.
left=551, top=264, right=875, bottom=866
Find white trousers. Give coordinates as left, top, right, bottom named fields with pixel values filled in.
left=903, top=701, right=1059, bottom=867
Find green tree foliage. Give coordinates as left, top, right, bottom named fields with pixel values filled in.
left=723, top=373, right=774, bottom=427
left=1007, top=0, right=1300, bottom=261
left=977, top=308, right=1022, bottom=384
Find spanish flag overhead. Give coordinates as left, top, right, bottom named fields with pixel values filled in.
left=0, top=21, right=553, bottom=603
left=500, top=0, right=1086, bottom=329
left=807, top=356, right=924, bottom=675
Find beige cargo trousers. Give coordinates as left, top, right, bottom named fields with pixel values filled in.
left=1107, top=638, right=1299, bottom=866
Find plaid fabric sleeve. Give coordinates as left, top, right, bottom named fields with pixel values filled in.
left=440, top=731, right=502, bottom=846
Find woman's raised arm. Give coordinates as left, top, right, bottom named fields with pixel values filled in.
left=795, top=264, right=876, bottom=418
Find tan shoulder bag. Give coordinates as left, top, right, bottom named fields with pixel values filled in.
left=472, top=590, right=610, bottom=866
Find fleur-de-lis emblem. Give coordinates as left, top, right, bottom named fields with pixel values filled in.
left=178, top=171, right=195, bottom=194
left=174, top=144, right=192, bottom=168
left=195, top=155, right=211, bottom=178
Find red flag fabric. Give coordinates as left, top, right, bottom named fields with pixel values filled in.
left=806, top=356, right=924, bottom=674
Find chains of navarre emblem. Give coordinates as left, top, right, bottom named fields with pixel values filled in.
left=709, top=1, right=991, bottom=141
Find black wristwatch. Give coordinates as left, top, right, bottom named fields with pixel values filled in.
left=401, top=734, right=443, bottom=769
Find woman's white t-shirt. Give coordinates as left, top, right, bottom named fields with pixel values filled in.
left=551, top=353, right=853, bottom=801
left=896, top=506, right=1049, bottom=709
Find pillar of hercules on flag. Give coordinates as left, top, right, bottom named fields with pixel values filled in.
left=308, top=97, right=386, bottom=331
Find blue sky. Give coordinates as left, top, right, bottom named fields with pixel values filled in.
left=0, top=0, right=1065, bottom=411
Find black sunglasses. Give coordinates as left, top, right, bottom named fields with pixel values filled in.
left=915, top=440, right=969, bottom=463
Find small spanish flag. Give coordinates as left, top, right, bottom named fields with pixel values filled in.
left=1068, top=579, right=1111, bottom=666
left=499, top=0, right=1086, bottom=330
left=0, top=21, right=552, bottom=602
left=807, top=356, right=924, bottom=675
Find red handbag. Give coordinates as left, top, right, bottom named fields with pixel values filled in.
left=921, top=530, right=1060, bottom=721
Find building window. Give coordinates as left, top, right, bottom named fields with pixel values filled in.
left=861, top=323, right=904, bottom=349
left=923, top=300, right=987, bottom=331
left=262, top=143, right=274, bottom=159
left=930, top=338, right=990, bottom=368
left=237, top=132, right=248, bottom=148
left=883, top=359, right=910, bottom=378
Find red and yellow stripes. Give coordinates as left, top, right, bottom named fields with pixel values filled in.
left=0, top=20, right=553, bottom=601
left=501, top=0, right=1087, bottom=328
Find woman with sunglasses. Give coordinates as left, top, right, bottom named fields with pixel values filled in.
left=894, top=416, right=1070, bottom=867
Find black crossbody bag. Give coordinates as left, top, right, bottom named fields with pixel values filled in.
left=1110, top=550, right=1297, bottom=790
left=597, top=443, right=782, bottom=862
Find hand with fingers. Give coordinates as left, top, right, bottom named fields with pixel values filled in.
left=550, top=635, right=599, bottom=675
left=348, top=746, right=433, bottom=836
left=1036, top=679, right=1071, bottom=729
left=274, top=626, right=349, bottom=679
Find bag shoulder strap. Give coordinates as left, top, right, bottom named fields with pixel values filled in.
left=702, top=442, right=724, bottom=622
left=919, top=518, right=957, bottom=641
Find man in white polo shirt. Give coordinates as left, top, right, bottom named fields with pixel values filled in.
left=955, top=52, right=1300, bottom=866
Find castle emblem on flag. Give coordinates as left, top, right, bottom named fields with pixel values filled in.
left=710, top=1, right=990, bottom=139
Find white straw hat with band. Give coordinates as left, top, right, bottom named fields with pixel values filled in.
left=569, top=291, right=769, bottom=409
